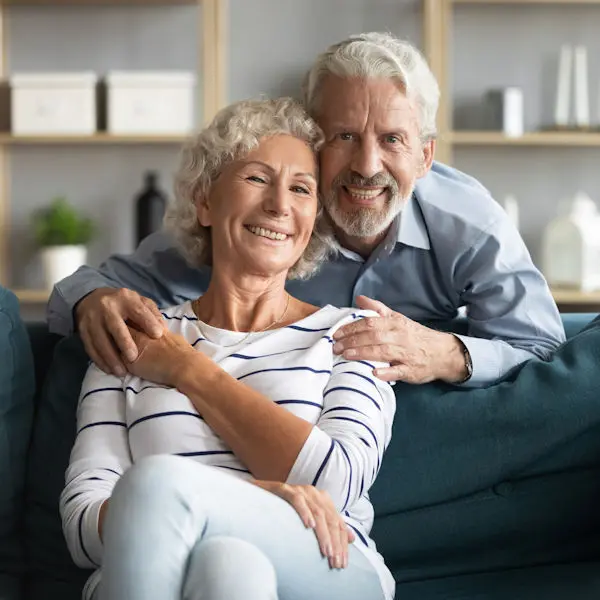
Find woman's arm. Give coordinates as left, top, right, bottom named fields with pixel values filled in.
left=127, top=315, right=395, bottom=497
left=176, top=363, right=313, bottom=481
left=174, top=347, right=396, bottom=506
left=59, top=364, right=132, bottom=569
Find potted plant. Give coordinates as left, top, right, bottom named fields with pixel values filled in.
left=32, top=197, right=96, bottom=289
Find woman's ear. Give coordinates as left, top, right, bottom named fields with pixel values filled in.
left=196, top=194, right=211, bottom=227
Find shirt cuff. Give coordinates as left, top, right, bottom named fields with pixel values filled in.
left=47, top=274, right=116, bottom=336
left=286, top=426, right=332, bottom=486
left=82, top=497, right=106, bottom=566
left=453, top=334, right=502, bottom=388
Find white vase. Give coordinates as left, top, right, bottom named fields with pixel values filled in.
left=41, top=245, right=88, bottom=289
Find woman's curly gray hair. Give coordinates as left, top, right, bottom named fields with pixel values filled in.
left=165, top=97, right=333, bottom=280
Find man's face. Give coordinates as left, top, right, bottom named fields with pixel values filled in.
left=316, top=75, right=434, bottom=243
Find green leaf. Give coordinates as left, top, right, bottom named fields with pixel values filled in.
left=32, top=197, right=96, bottom=247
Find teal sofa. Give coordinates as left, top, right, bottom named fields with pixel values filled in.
left=1, top=283, right=600, bottom=599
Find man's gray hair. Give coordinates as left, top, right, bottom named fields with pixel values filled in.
left=303, top=32, right=440, bottom=140
left=165, top=97, right=333, bottom=280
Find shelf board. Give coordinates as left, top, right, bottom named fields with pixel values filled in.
left=0, top=0, right=197, bottom=5
left=13, top=286, right=600, bottom=306
left=0, top=133, right=189, bottom=145
left=13, top=289, right=50, bottom=303
left=551, top=288, right=600, bottom=305
left=449, top=131, right=600, bottom=147
left=453, top=0, right=600, bottom=4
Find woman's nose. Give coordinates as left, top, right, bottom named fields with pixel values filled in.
left=264, top=183, right=291, bottom=216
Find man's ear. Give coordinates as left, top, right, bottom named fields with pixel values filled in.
left=417, top=138, right=435, bottom=178
left=196, top=194, right=211, bottom=227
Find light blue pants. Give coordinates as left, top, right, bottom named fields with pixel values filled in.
left=98, top=455, right=386, bottom=600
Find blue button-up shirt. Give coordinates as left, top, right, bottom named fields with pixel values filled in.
left=48, top=161, right=565, bottom=387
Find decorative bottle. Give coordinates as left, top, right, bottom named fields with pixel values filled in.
left=135, top=171, right=167, bottom=246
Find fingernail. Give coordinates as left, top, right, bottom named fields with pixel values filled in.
left=335, top=555, right=342, bottom=569
left=333, top=331, right=341, bottom=340
left=327, top=545, right=334, bottom=557
left=333, top=342, right=343, bottom=353
left=308, top=517, right=316, bottom=529
left=344, top=349, right=357, bottom=357
left=125, top=349, right=137, bottom=362
left=114, top=365, right=126, bottom=377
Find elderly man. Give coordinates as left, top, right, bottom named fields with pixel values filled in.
left=48, top=32, right=564, bottom=387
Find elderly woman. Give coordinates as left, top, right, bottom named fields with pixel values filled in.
left=60, top=98, right=396, bottom=600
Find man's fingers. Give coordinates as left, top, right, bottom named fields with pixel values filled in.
left=333, top=330, right=399, bottom=355
left=372, top=364, right=406, bottom=382
left=79, top=326, right=112, bottom=375
left=355, top=295, right=391, bottom=316
left=105, top=312, right=141, bottom=363
left=333, top=315, right=398, bottom=342
left=131, top=300, right=164, bottom=339
left=93, top=325, right=128, bottom=376
left=340, top=343, right=405, bottom=364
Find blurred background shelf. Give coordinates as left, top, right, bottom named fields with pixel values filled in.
left=0, top=0, right=197, bottom=5
left=0, top=134, right=190, bottom=145
left=14, top=289, right=50, bottom=304
left=449, top=131, right=600, bottom=146
left=13, top=287, right=600, bottom=309
left=452, top=0, right=600, bottom=4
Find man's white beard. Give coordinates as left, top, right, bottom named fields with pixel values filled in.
left=324, top=186, right=413, bottom=239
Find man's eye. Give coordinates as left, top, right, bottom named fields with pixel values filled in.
left=248, top=175, right=266, bottom=184
left=384, top=135, right=401, bottom=144
left=337, top=133, right=355, bottom=141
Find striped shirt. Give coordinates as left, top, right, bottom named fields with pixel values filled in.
left=60, top=303, right=396, bottom=600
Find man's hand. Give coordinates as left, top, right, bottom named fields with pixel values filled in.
left=75, top=287, right=165, bottom=377
left=333, top=295, right=468, bottom=384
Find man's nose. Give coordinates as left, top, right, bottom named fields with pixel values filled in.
left=350, top=139, right=384, bottom=180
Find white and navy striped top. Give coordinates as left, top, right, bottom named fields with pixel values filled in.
left=60, top=302, right=396, bottom=600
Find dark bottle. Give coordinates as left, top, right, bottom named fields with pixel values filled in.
left=135, top=171, right=167, bottom=246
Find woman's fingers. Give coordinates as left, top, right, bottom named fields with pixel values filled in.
left=327, top=513, right=346, bottom=569
left=286, top=488, right=316, bottom=529
left=263, top=482, right=351, bottom=569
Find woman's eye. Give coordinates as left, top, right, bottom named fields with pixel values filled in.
left=291, top=185, right=310, bottom=195
left=248, top=175, right=267, bottom=184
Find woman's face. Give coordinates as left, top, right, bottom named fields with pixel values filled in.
left=197, top=134, right=318, bottom=279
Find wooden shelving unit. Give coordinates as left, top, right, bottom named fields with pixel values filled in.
left=0, top=0, right=228, bottom=303
left=449, top=131, right=600, bottom=147
left=423, top=0, right=600, bottom=163
left=1, top=0, right=197, bottom=4
left=0, top=133, right=190, bottom=145
left=453, top=0, right=600, bottom=4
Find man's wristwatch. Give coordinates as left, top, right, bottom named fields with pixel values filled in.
left=456, top=340, right=473, bottom=384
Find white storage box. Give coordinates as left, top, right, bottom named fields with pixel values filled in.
left=11, top=72, right=98, bottom=135
left=107, top=71, right=196, bottom=135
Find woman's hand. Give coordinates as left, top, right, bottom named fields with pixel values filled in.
left=125, top=325, right=200, bottom=387
left=253, top=480, right=355, bottom=569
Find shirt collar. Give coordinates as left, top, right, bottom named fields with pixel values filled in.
left=396, top=193, right=431, bottom=250
left=333, top=192, right=431, bottom=262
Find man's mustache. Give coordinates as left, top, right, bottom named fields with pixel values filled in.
left=332, top=171, right=399, bottom=192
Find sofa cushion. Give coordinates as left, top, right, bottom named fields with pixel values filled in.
left=0, top=287, right=35, bottom=600
left=370, top=314, right=600, bottom=583
left=23, top=314, right=600, bottom=598
left=24, top=335, right=90, bottom=600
